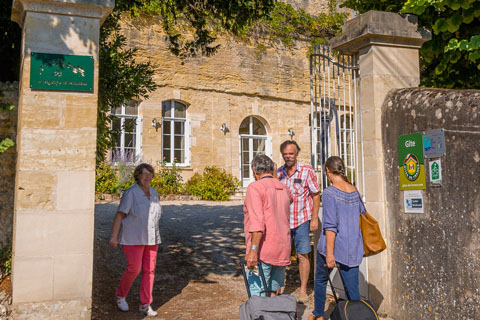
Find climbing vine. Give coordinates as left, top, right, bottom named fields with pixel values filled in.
left=245, top=1, right=348, bottom=54
left=122, top=0, right=347, bottom=58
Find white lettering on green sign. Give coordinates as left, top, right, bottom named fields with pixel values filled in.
left=405, top=140, right=416, bottom=147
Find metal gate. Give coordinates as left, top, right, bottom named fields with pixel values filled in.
left=309, top=44, right=363, bottom=192
left=309, top=44, right=368, bottom=299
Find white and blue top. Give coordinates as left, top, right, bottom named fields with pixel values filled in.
left=118, top=184, right=162, bottom=245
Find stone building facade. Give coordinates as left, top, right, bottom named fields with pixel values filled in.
left=116, top=14, right=322, bottom=187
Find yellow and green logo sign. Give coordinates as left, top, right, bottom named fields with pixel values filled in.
left=398, top=133, right=425, bottom=190
left=403, top=153, right=420, bottom=180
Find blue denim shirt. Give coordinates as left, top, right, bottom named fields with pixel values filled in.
left=317, top=186, right=364, bottom=267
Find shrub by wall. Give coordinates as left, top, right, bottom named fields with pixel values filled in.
left=185, top=166, right=240, bottom=201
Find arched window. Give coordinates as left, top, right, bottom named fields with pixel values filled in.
left=162, top=100, right=190, bottom=165
left=239, top=116, right=271, bottom=187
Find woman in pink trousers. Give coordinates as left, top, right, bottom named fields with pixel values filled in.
left=109, top=163, right=162, bottom=317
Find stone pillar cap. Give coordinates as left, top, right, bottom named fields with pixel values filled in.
left=12, top=0, right=114, bottom=27
left=329, top=10, right=431, bottom=55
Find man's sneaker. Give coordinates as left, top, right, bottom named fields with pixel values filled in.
left=139, top=304, right=158, bottom=317
left=116, top=297, right=129, bottom=312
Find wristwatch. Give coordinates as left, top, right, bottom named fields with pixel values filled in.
left=250, top=245, right=259, bottom=251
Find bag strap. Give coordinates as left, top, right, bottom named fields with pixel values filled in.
left=325, top=263, right=352, bottom=302
left=355, top=187, right=367, bottom=214
left=240, top=260, right=270, bottom=298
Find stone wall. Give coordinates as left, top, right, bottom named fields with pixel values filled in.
left=282, top=0, right=330, bottom=16
left=121, top=18, right=316, bottom=184
left=0, top=82, right=18, bottom=244
left=382, top=88, right=480, bottom=320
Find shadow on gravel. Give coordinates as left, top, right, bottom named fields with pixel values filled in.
left=92, top=202, right=245, bottom=319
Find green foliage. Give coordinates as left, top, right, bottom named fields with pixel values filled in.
left=95, top=161, right=185, bottom=196
left=0, top=92, right=15, bottom=154
left=95, top=162, right=120, bottom=194
left=95, top=160, right=135, bottom=195
left=0, top=138, right=14, bottom=154
left=150, top=163, right=184, bottom=195
left=248, top=0, right=348, bottom=51
left=97, top=4, right=158, bottom=163
left=342, top=0, right=480, bottom=88
left=128, top=0, right=275, bottom=58
left=120, top=0, right=345, bottom=58
left=0, top=239, right=12, bottom=276
left=401, top=0, right=480, bottom=88
left=185, top=166, right=240, bottom=201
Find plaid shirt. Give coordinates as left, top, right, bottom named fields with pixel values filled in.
left=277, top=162, right=320, bottom=229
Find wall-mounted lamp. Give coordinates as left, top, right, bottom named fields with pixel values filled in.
left=288, top=127, right=295, bottom=140
left=220, top=123, right=229, bottom=135
left=152, top=118, right=161, bottom=132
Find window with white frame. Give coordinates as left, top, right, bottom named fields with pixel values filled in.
left=340, top=113, right=355, bottom=182
left=162, top=100, right=190, bottom=166
left=111, top=101, right=142, bottom=163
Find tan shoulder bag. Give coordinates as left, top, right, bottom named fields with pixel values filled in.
left=357, top=191, right=387, bottom=257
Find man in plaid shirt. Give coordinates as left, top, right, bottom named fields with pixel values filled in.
left=277, top=140, right=320, bottom=301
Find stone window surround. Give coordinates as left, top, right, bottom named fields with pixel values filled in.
left=111, top=101, right=143, bottom=164
left=161, top=100, right=191, bottom=166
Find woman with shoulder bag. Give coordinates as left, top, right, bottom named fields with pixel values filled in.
left=308, top=156, right=364, bottom=320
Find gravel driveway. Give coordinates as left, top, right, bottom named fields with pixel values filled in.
left=92, top=200, right=330, bottom=320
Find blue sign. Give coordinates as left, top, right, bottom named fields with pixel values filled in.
left=423, top=129, right=446, bottom=158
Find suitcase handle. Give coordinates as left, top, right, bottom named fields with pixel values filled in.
left=324, top=262, right=352, bottom=303
left=240, top=260, right=271, bottom=298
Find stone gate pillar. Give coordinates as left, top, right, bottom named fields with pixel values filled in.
left=10, top=0, right=113, bottom=318
left=330, top=11, right=430, bottom=315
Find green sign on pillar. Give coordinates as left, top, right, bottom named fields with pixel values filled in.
left=398, top=132, right=426, bottom=190
left=30, top=52, right=94, bottom=92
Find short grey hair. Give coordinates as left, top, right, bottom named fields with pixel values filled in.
left=251, top=155, right=274, bottom=175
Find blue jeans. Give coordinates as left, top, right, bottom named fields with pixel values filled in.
left=313, top=252, right=360, bottom=317
left=247, top=262, right=286, bottom=297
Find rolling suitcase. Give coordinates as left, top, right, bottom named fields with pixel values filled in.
left=239, top=260, right=297, bottom=320
left=326, top=265, right=378, bottom=320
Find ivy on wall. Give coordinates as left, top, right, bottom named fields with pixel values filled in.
left=96, top=4, right=158, bottom=163
left=123, top=0, right=347, bottom=58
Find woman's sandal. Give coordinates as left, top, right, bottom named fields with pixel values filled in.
left=307, top=315, right=323, bottom=320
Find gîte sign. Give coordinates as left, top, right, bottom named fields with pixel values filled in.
left=30, top=52, right=94, bottom=92
left=398, top=132, right=426, bottom=190
left=404, top=140, right=416, bottom=147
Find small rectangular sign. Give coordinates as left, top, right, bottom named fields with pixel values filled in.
left=404, top=190, right=424, bottom=213
left=423, top=129, right=446, bottom=158
left=398, top=132, right=426, bottom=190
left=30, top=52, right=94, bottom=92
left=429, top=159, right=442, bottom=186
